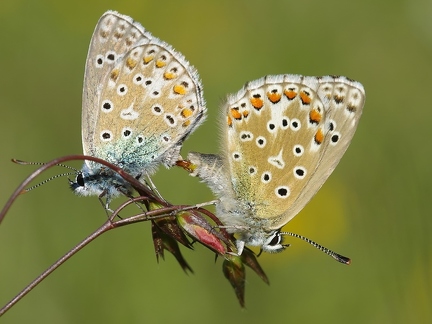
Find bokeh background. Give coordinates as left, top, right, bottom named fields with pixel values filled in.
left=0, top=0, right=431, bottom=323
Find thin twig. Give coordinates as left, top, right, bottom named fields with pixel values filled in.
left=114, top=199, right=219, bottom=226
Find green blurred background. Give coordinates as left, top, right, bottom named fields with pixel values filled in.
left=0, top=0, right=431, bottom=323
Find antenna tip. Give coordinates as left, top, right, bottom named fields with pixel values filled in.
left=334, top=254, right=351, bottom=265
left=11, top=158, right=24, bottom=164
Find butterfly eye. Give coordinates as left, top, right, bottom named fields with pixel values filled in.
left=261, top=231, right=286, bottom=253
left=76, top=173, right=85, bottom=187
left=269, top=233, right=281, bottom=246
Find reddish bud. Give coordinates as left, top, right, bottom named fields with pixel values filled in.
left=177, top=211, right=227, bottom=255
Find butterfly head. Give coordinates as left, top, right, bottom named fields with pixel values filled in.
left=235, top=228, right=288, bottom=255
left=69, top=162, right=133, bottom=201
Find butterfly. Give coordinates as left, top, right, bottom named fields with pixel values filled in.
left=186, top=75, right=364, bottom=254
left=69, top=11, right=206, bottom=205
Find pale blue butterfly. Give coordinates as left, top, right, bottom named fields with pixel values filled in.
left=187, top=75, right=364, bottom=254
left=70, top=11, right=206, bottom=204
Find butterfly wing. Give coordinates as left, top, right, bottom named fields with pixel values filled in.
left=223, top=75, right=364, bottom=230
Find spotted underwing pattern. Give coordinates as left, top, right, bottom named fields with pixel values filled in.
left=72, top=11, right=206, bottom=201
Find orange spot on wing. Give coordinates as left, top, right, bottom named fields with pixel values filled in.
left=227, top=115, right=232, bottom=127
left=181, top=108, right=193, bottom=118
left=126, top=57, right=137, bottom=70
left=267, top=91, right=282, bottom=103
left=110, top=69, right=120, bottom=81
left=182, top=120, right=191, bottom=127
left=309, top=109, right=322, bottom=124
left=163, top=72, right=176, bottom=80
left=230, top=108, right=242, bottom=120
left=314, top=128, right=324, bottom=144
left=143, top=55, right=154, bottom=64
left=284, top=89, right=297, bottom=100
left=300, top=91, right=311, bottom=105
left=242, top=110, right=249, bottom=118
left=156, top=59, right=166, bottom=68
left=173, top=84, right=186, bottom=95
left=250, top=96, right=264, bottom=110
